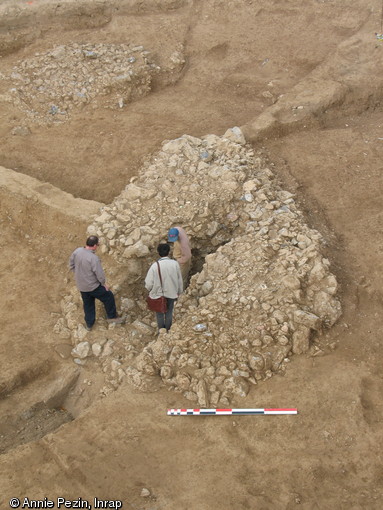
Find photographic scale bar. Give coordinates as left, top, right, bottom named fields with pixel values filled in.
left=167, top=408, right=298, bottom=416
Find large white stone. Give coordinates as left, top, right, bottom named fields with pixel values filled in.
left=71, top=341, right=90, bottom=359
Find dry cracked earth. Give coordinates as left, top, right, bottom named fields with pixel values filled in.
left=0, top=1, right=383, bottom=509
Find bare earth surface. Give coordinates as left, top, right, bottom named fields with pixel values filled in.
left=0, top=1, right=383, bottom=509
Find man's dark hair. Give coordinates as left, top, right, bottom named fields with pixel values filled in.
left=86, top=235, right=99, bottom=247
left=157, top=243, right=170, bottom=257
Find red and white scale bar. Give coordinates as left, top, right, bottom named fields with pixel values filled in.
left=167, top=408, right=298, bottom=416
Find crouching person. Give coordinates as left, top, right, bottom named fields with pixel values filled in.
left=145, top=243, right=183, bottom=332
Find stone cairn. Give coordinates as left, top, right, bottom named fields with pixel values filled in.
left=6, top=42, right=185, bottom=124
left=55, top=127, right=341, bottom=404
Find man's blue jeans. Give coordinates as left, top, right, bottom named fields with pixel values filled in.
left=156, top=298, right=176, bottom=331
left=80, top=285, right=117, bottom=328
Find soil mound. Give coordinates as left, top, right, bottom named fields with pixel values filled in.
left=56, top=129, right=341, bottom=405
left=5, top=42, right=185, bottom=124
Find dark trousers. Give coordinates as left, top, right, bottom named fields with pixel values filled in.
left=156, top=298, right=176, bottom=331
left=80, top=285, right=117, bottom=328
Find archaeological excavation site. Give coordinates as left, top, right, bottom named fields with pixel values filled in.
left=1, top=1, right=383, bottom=509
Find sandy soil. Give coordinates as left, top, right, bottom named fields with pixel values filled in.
left=1, top=0, right=383, bottom=509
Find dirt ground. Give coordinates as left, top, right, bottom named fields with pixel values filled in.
left=1, top=0, right=383, bottom=509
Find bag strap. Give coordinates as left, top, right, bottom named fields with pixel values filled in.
left=156, top=261, right=164, bottom=295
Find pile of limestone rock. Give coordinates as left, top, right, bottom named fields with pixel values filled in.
left=6, top=42, right=184, bottom=123
left=56, top=127, right=341, bottom=405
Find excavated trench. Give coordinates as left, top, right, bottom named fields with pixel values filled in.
left=3, top=0, right=382, bottom=452
left=53, top=130, right=343, bottom=409
left=0, top=403, right=73, bottom=455
left=0, top=125, right=344, bottom=454
left=0, top=365, right=80, bottom=455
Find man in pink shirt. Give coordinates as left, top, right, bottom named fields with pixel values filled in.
left=167, top=226, right=192, bottom=288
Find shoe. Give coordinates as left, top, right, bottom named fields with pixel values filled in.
left=107, top=316, right=125, bottom=324
left=85, top=324, right=93, bottom=331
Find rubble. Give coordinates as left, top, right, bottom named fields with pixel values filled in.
left=55, top=128, right=341, bottom=405
left=6, top=42, right=185, bottom=124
